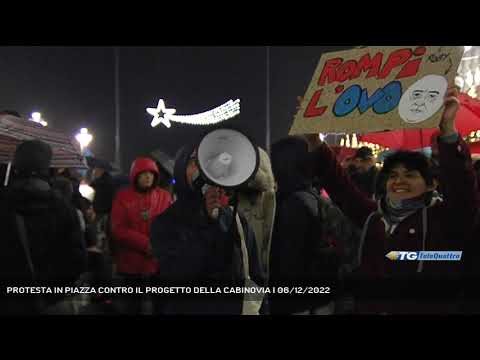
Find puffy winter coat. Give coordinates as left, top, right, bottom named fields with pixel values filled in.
left=237, top=147, right=276, bottom=282
left=111, top=157, right=173, bottom=275
left=91, top=171, right=115, bottom=215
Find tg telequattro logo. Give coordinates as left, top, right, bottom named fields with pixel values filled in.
left=386, top=251, right=462, bottom=261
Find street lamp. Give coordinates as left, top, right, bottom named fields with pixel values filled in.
left=75, top=128, right=93, bottom=153
left=79, top=181, right=95, bottom=202
left=29, top=112, right=48, bottom=127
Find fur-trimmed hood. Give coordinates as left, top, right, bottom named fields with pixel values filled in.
left=248, top=147, right=275, bottom=192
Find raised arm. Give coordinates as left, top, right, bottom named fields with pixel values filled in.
left=437, top=88, right=479, bottom=245
left=308, top=141, right=377, bottom=229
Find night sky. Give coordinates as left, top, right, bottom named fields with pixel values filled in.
left=0, top=46, right=352, bottom=172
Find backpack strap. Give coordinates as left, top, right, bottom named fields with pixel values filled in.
left=15, top=213, right=51, bottom=313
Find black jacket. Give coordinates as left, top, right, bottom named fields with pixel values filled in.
left=270, top=137, right=337, bottom=314
left=349, top=165, right=378, bottom=199
left=91, top=172, right=115, bottom=215
left=150, top=142, right=263, bottom=314
left=0, top=177, right=87, bottom=315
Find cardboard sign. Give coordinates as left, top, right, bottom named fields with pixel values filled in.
left=289, top=46, right=464, bottom=135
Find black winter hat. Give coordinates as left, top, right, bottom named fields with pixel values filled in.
left=13, top=139, right=52, bottom=178
left=354, top=146, right=373, bottom=160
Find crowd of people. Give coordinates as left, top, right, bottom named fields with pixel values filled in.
left=1, top=87, right=479, bottom=315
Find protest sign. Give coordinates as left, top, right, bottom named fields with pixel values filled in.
left=289, top=46, right=464, bottom=135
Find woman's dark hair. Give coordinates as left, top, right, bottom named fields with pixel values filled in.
left=380, top=150, right=434, bottom=186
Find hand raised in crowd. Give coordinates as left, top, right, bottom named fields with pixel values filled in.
left=296, top=96, right=304, bottom=111
left=204, top=186, right=225, bottom=219
left=439, top=87, right=460, bottom=136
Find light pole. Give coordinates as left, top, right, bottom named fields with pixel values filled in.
left=75, top=128, right=93, bottom=154
left=114, top=46, right=121, bottom=172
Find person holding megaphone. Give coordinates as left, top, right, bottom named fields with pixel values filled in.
left=150, top=128, right=265, bottom=315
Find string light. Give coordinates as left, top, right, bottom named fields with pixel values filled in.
left=465, top=131, right=480, bottom=144
left=458, top=46, right=480, bottom=99
left=351, top=133, right=358, bottom=148
left=146, top=99, right=176, bottom=128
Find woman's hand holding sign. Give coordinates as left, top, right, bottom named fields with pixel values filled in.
left=439, top=87, right=460, bottom=137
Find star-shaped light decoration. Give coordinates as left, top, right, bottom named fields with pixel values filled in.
left=146, top=98, right=240, bottom=128
left=146, top=99, right=176, bottom=128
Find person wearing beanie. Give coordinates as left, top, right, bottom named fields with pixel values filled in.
left=13, top=139, right=53, bottom=180
left=0, top=139, right=87, bottom=315
left=346, top=146, right=378, bottom=199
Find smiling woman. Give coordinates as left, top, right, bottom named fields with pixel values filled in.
left=381, top=151, right=435, bottom=202
left=306, top=88, right=478, bottom=314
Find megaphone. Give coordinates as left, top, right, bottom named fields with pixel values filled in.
left=195, top=127, right=259, bottom=218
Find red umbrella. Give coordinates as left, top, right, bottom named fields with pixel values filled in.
left=358, top=94, right=480, bottom=150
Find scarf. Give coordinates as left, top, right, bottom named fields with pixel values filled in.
left=382, top=191, right=434, bottom=226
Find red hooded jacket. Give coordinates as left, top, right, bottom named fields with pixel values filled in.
left=111, top=157, right=173, bottom=275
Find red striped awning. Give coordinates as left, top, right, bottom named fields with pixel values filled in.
left=0, top=115, right=87, bottom=168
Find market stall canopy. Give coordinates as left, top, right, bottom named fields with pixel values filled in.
left=0, top=114, right=87, bottom=168
left=359, top=93, right=480, bottom=149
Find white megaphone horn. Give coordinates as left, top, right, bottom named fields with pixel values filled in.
left=196, top=127, right=259, bottom=218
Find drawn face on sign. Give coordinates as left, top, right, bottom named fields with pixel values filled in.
left=398, top=75, right=448, bottom=124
